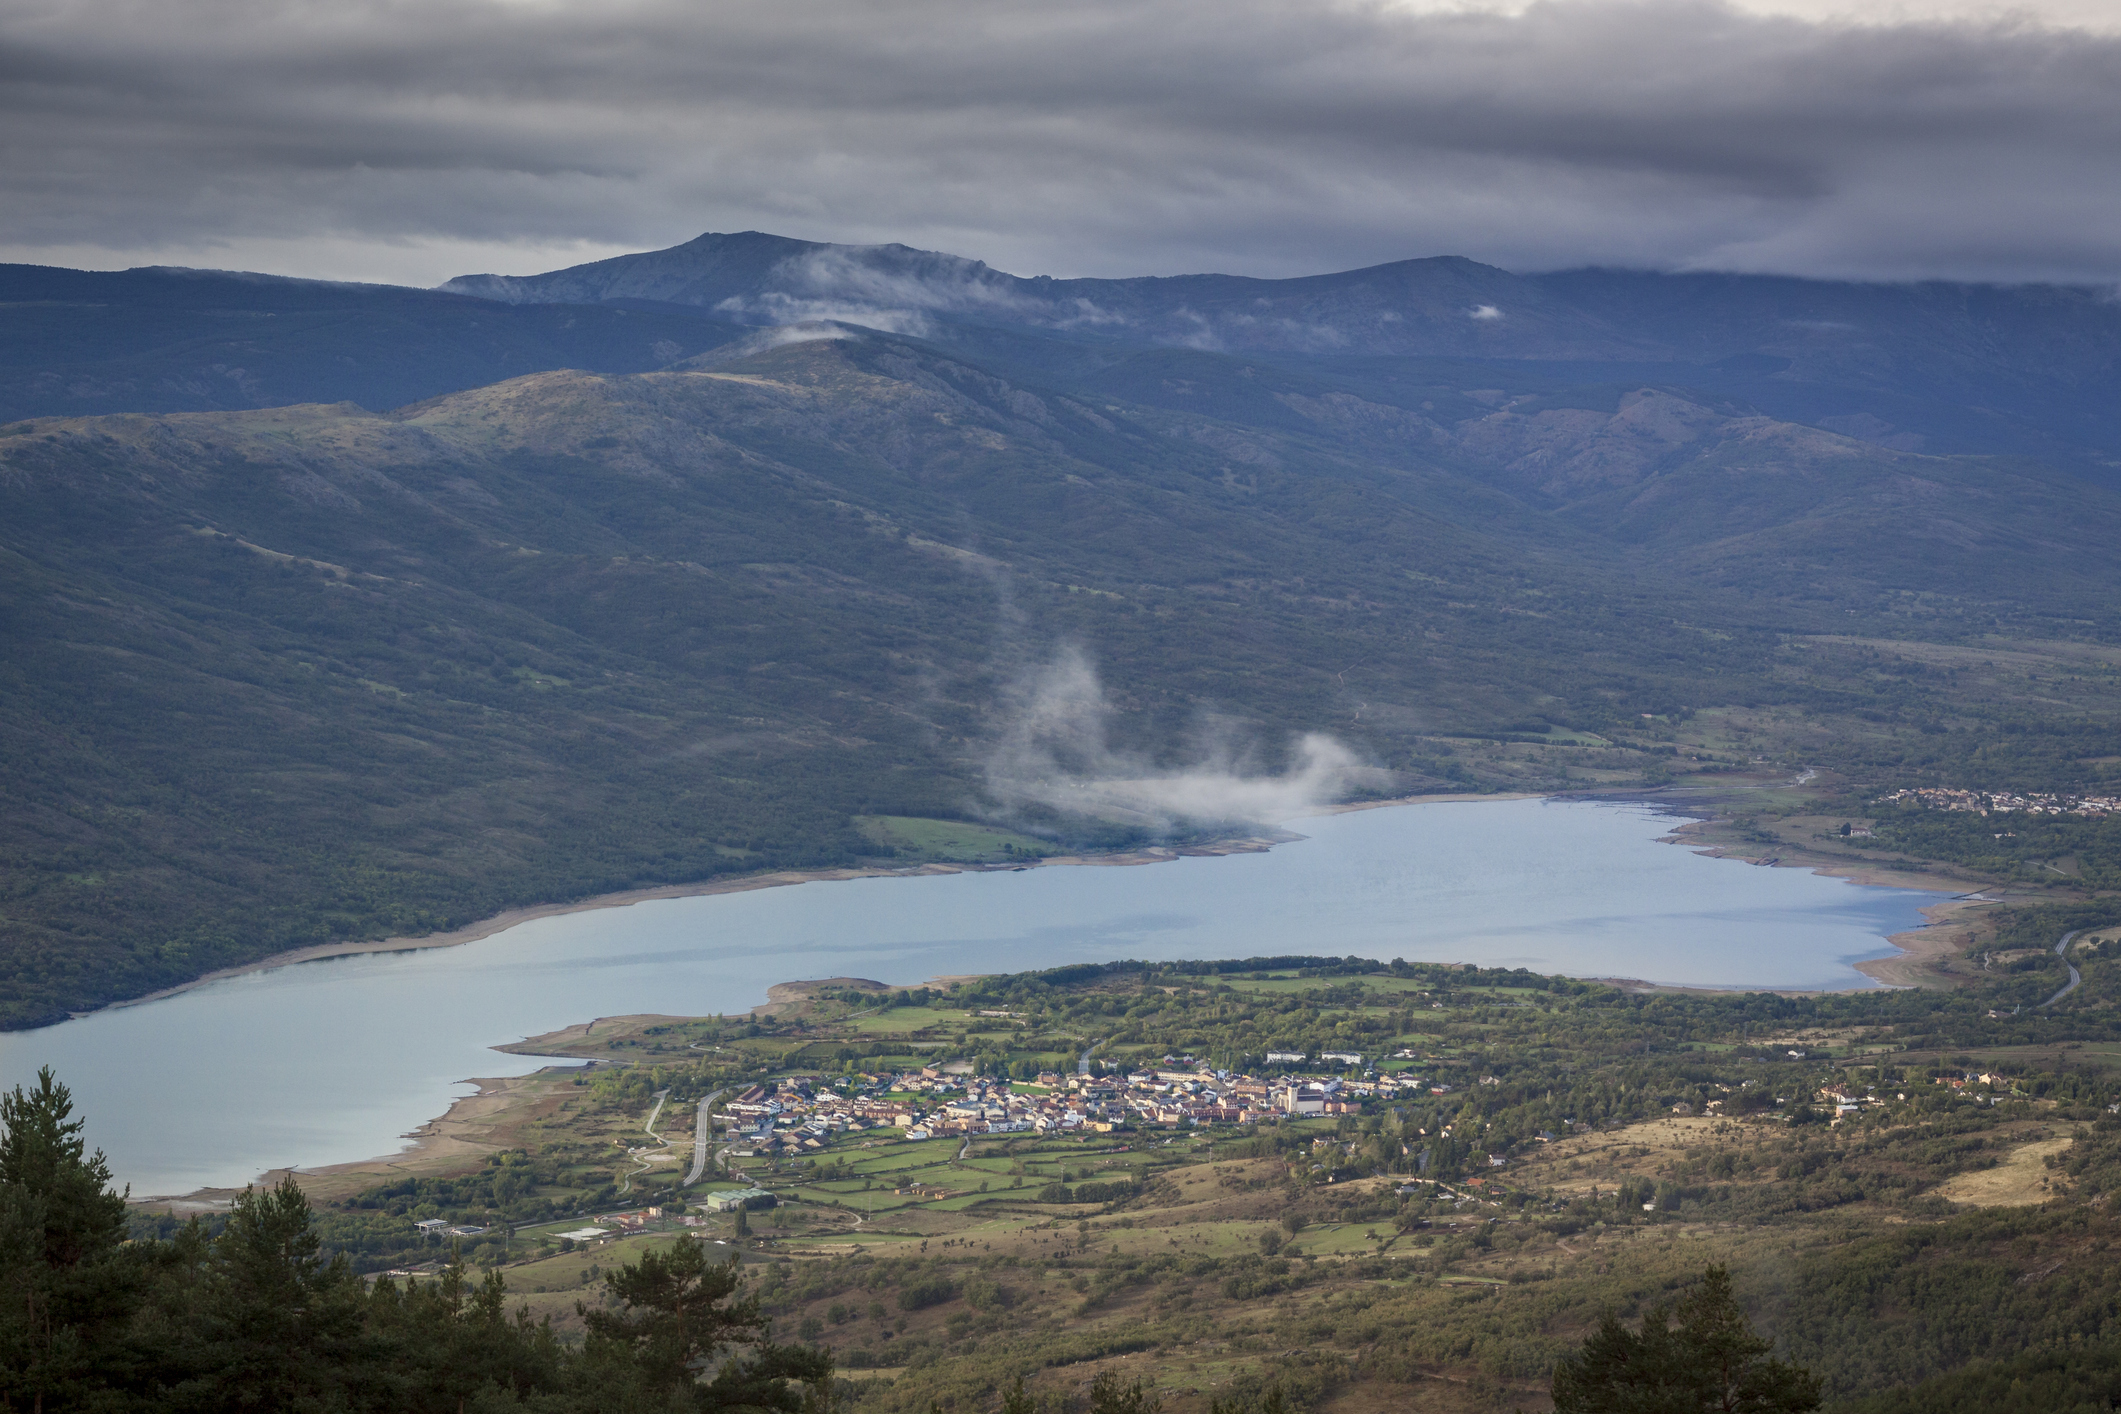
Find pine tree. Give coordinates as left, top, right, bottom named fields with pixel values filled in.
left=0, top=1067, right=138, bottom=1412
left=581, top=1237, right=831, bottom=1410
left=1552, top=1266, right=1821, bottom=1413
left=164, top=1175, right=367, bottom=1411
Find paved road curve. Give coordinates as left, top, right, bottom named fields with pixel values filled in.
left=683, top=1088, right=727, bottom=1186
left=2040, top=930, right=2086, bottom=1009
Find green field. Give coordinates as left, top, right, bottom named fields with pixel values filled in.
left=1219, top=974, right=1444, bottom=997
left=852, top=816, right=1061, bottom=863
left=848, top=1007, right=974, bottom=1034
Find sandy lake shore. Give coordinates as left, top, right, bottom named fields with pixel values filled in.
left=1650, top=813, right=2007, bottom=990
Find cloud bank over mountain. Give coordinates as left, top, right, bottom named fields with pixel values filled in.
left=3, top=0, right=2119, bottom=287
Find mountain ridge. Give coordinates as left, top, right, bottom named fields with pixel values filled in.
left=437, top=233, right=2121, bottom=464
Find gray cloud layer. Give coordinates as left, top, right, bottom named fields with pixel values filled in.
left=4, top=0, right=2119, bottom=285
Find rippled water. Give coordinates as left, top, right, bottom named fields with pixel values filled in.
left=0, top=799, right=1939, bottom=1195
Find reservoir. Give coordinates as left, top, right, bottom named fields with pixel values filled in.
left=0, top=798, right=1938, bottom=1195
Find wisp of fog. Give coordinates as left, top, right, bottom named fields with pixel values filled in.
left=984, top=647, right=1380, bottom=830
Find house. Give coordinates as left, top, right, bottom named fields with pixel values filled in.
left=704, top=1188, right=774, bottom=1212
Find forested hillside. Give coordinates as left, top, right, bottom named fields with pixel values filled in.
left=4, top=251, right=2120, bottom=1026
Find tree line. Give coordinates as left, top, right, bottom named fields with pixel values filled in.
left=0, top=1069, right=829, bottom=1412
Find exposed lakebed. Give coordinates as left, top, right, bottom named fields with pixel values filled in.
left=1, top=798, right=1938, bottom=1195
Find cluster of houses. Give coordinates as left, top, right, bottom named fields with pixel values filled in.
left=1813, top=1072, right=2026, bottom=1121
left=718, top=1056, right=1452, bottom=1153
left=1876, top=787, right=2121, bottom=817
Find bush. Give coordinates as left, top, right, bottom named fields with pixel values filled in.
left=897, top=1277, right=958, bottom=1311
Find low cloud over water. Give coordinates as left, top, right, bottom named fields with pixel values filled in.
left=984, top=646, right=1382, bottom=830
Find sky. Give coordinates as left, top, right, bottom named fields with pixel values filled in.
left=3, top=0, right=2118, bottom=288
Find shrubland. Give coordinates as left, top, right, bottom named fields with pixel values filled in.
left=53, top=923, right=2121, bottom=1412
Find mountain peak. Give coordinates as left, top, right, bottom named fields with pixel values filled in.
left=435, top=231, right=1634, bottom=356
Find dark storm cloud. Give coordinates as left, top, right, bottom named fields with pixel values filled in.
left=3, top=0, right=2119, bottom=283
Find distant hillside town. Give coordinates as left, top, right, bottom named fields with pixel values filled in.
left=1876, top=787, right=2121, bottom=817
left=719, top=1058, right=1467, bottom=1156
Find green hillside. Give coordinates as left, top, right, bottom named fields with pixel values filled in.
left=2, top=327, right=2118, bottom=1026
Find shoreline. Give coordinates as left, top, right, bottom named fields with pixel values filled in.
left=140, top=1063, right=584, bottom=1210
left=126, top=783, right=2022, bottom=1205
left=100, top=789, right=1536, bottom=1017
left=1649, top=813, right=2004, bottom=989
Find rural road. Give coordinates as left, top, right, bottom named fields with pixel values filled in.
left=683, top=1088, right=728, bottom=1186
left=617, top=1088, right=673, bottom=1196
left=2039, top=930, right=2085, bottom=1009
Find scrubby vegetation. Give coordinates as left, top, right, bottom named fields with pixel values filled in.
left=45, top=923, right=2121, bottom=1411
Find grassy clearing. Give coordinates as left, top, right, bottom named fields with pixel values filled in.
left=1932, top=1131, right=2079, bottom=1206
left=1220, top=975, right=1441, bottom=997
left=847, top=1007, right=977, bottom=1034
left=852, top=816, right=1059, bottom=863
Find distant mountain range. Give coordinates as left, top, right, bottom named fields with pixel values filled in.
left=0, top=263, right=743, bottom=422
left=3, top=232, right=2118, bottom=1027
left=8, top=232, right=2121, bottom=467
left=440, top=230, right=2121, bottom=468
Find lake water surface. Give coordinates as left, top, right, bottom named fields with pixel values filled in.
left=0, top=799, right=1940, bottom=1195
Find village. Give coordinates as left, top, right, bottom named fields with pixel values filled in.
left=714, top=1052, right=1464, bottom=1157
left=1876, top=786, right=2121, bottom=816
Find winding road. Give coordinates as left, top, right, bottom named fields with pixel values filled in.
left=2039, top=930, right=2086, bottom=1009
left=616, top=1088, right=673, bottom=1195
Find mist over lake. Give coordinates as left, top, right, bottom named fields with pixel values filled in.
left=0, top=798, right=1937, bottom=1196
